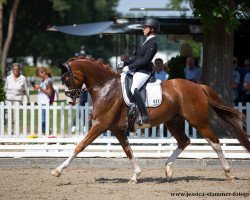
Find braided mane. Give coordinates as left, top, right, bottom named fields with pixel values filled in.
left=66, top=56, right=118, bottom=77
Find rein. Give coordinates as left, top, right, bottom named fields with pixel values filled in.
left=86, top=77, right=114, bottom=91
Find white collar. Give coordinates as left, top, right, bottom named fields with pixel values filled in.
left=146, top=35, right=155, bottom=41
left=142, top=35, right=155, bottom=46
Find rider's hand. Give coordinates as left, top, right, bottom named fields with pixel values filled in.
left=117, top=61, right=124, bottom=69
left=123, top=66, right=129, bottom=73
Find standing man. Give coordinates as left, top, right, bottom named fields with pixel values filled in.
left=184, top=56, right=201, bottom=84
left=154, top=58, right=169, bottom=81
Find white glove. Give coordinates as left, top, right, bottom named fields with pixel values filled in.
left=123, top=66, right=129, bottom=73
left=117, top=61, right=124, bottom=69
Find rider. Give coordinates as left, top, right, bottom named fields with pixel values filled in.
left=118, top=18, right=160, bottom=124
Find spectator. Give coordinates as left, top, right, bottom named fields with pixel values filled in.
left=34, top=67, right=54, bottom=133
left=80, top=45, right=86, bottom=56
left=235, top=57, right=248, bottom=100
left=4, top=63, right=28, bottom=105
left=241, top=59, right=250, bottom=102
left=154, top=58, right=169, bottom=81
left=233, top=59, right=240, bottom=102
left=184, top=57, right=201, bottom=83
left=74, top=45, right=86, bottom=57
left=4, top=63, right=28, bottom=132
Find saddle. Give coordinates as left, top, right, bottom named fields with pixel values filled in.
left=120, top=72, right=162, bottom=132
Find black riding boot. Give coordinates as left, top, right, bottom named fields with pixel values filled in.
left=133, top=88, right=149, bottom=124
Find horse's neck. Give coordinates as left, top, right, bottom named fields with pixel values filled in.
left=87, top=76, right=119, bottom=104
left=83, top=64, right=116, bottom=89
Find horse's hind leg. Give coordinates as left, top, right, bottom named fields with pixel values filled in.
left=198, top=125, right=235, bottom=182
left=164, top=118, right=190, bottom=180
left=114, top=131, right=141, bottom=184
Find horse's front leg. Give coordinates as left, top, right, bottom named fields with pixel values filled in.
left=114, top=131, right=141, bottom=184
left=51, top=123, right=104, bottom=177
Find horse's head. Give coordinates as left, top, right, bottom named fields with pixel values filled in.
left=57, top=62, right=84, bottom=103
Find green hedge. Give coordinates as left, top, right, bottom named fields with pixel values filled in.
left=21, top=66, right=61, bottom=77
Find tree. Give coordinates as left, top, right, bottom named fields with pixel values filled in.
left=1, top=0, right=20, bottom=78
left=4, top=0, right=119, bottom=67
left=168, top=0, right=250, bottom=137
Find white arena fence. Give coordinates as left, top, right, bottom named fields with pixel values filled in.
left=0, top=101, right=249, bottom=159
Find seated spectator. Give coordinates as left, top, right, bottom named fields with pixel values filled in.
left=234, top=57, right=248, bottom=100
left=184, top=57, right=201, bottom=83
left=241, top=59, right=250, bottom=102
left=80, top=45, right=86, bottom=56
left=154, top=58, right=169, bottom=81
left=233, top=59, right=240, bottom=102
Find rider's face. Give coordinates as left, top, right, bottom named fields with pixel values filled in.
left=143, top=26, right=151, bottom=36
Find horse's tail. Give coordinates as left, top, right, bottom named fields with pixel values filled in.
left=200, top=84, right=250, bottom=153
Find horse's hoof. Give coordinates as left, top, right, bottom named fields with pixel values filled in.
left=165, top=167, right=173, bottom=180
left=226, top=176, right=235, bottom=183
left=128, top=179, right=138, bottom=184
left=165, top=171, right=173, bottom=180
left=51, top=168, right=61, bottom=177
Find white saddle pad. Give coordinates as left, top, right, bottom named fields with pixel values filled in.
left=120, top=72, right=162, bottom=107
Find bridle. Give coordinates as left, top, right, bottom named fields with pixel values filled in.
left=59, top=61, right=114, bottom=104
left=60, top=62, right=82, bottom=103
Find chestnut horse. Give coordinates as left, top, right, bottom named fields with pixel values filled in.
left=51, top=57, right=250, bottom=183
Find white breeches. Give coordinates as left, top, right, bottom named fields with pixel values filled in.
left=131, top=72, right=150, bottom=95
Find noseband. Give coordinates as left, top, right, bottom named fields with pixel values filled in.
left=60, top=63, right=82, bottom=103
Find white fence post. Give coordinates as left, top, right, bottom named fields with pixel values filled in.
left=23, top=103, right=27, bottom=137
left=75, top=104, right=80, bottom=136
left=53, top=102, right=57, bottom=136
left=68, top=104, right=73, bottom=137
left=14, top=102, right=20, bottom=136
left=7, top=102, right=12, bottom=137
left=60, top=102, right=65, bottom=137
left=30, top=102, right=35, bottom=135
left=45, top=104, right=50, bottom=136
left=38, top=104, right=42, bottom=137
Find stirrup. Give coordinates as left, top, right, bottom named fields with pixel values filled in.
left=137, top=115, right=149, bottom=126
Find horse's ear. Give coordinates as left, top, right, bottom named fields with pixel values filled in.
left=56, top=63, right=68, bottom=71
left=56, top=63, right=64, bottom=69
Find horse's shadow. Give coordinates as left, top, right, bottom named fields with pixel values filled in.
left=95, top=176, right=248, bottom=184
